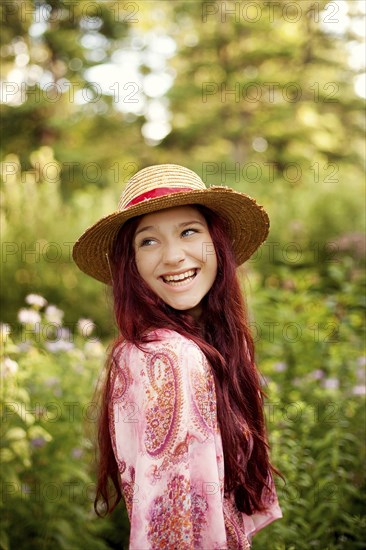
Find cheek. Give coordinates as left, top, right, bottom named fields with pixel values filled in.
left=135, top=252, right=156, bottom=283
left=191, top=239, right=211, bottom=263
left=134, top=253, right=146, bottom=278
left=204, top=244, right=218, bottom=284
left=202, top=239, right=217, bottom=271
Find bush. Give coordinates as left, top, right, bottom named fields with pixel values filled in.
left=0, top=295, right=129, bottom=550
left=249, top=257, right=366, bottom=549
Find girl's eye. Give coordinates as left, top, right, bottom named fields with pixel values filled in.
left=182, top=228, right=198, bottom=237
left=140, top=238, right=156, bottom=247
left=139, top=228, right=199, bottom=247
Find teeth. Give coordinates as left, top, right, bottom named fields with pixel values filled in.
left=163, top=269, right=196, bottom=282
left=164, top=274, right=196, bottom=287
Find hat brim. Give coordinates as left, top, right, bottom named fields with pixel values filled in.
left=72, top=187, right=269, bottom=284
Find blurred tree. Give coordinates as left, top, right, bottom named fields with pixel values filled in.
left=163, top=0, right=364, bottom=173
left=160, top=0, right=365, bottom=270
left=1, top=0, right=162, bottom=195
left=0, top=0, right=175, bottom=330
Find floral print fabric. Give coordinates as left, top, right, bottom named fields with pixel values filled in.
left=109, top=328, right=282, bottom=549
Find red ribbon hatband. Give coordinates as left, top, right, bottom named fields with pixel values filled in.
left=125, top=187, right=193, bottom=208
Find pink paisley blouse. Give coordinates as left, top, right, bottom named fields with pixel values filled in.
left=109, top=328, right=282, bottom=549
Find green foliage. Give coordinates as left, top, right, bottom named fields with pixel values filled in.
left=1, top=0, right=365, bottom=548
left=1, top=147, right=121, bottom=336
left=0, top=300, right=120, bottom=549
left=245, top=258, right=366, bottom=549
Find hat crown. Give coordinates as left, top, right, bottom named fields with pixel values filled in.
left=118, top=164, right=206, bottom=211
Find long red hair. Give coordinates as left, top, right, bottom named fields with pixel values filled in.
left=94, top=204, right=278, bottom=516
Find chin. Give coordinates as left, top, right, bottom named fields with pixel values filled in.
left=169, top=302, right=197, bottom=311
left=170, top=304, right=192, bottom=311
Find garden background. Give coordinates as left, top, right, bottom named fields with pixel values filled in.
left=1, top=1, right=365, bottom=548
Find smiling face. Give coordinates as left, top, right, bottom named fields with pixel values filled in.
left=133, top=205, right=218, bottom=319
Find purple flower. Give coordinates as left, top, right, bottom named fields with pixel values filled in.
left=16, top=342, right=32, bottom=352
left=45, top=376, right=60, bottom=387
left=55, top=327, right=72, bottom=341
left=311, top=369, right=325, bottom=380
left=45, top=340, right=74, bottom=352
left=30, top=437, right=47, bottom=448
left=323, top=378, right=339, bottom=390
left=71, top=448, right=83, bottom=459
left=352, top=385, right=366, bottom=396
left=34, top=404, right=46, bottom=419
left=274, top=362, right=287, bottom=372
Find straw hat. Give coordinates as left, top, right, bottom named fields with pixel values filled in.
left=72, top=164, right=270, bottom=284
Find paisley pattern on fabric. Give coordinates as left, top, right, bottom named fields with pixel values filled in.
left=147, top=474, right=208, bottom=549
left=110, top=365, right=129, bottom=403
left=224, top=497, right=252, bottom=550
left=189, top=365, right=216, bottom=436
left=108, top=346, right=133, bottom=493
left=143, top=351, right=182, bottom=458
left=148, top=432, right=191, bottom=486
left=109, top=345, right=133, bottom=407
left=118, top=465, right=138, bottom=518
left=108, top=328, right=282, bottom=549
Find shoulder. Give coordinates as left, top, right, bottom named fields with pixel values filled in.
left=145, top=327, right=196, bottom=344
left=112, top=328, right=208, bottom=372
left=116, top=328, right=202, bottom=353
left=146, top=329, right=208, bottom=362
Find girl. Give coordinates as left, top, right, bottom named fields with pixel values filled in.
left=73, top=164, right=282, bottom=549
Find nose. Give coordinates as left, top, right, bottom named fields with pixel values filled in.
left=162, top=240, right=185, bottom=265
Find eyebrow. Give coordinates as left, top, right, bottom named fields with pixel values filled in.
left=134, top=220, right=205, bottom=238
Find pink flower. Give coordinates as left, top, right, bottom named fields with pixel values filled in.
left=352, top=385, right=366, bottom=396
left=323, top=378, right=339, bottom=390
left=311, top=369, right=324, bottom=380
left=274, top=362, right=287, bottom=372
